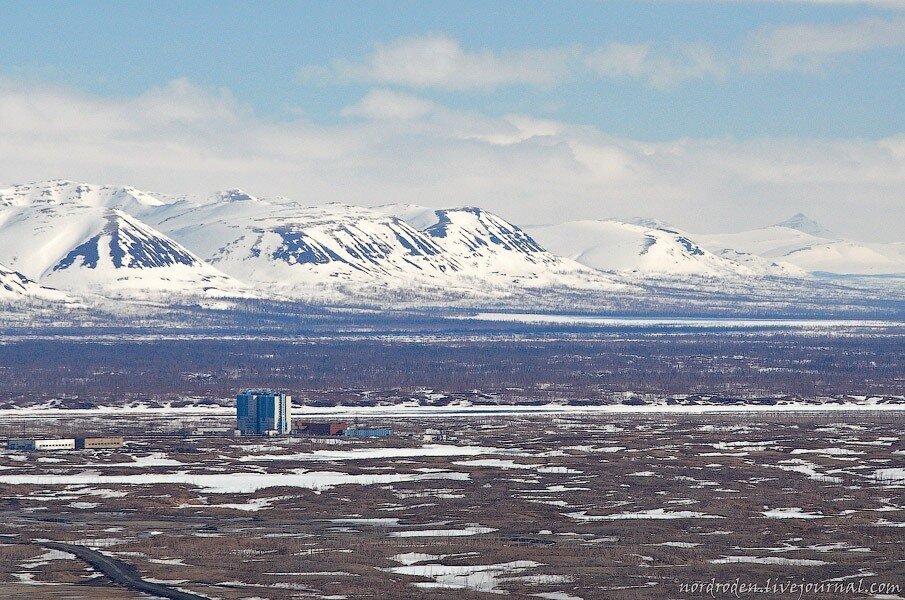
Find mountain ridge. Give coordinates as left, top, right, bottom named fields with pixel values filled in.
left=0, top=262, right=72, bottom=303
left=776, top=213, right=836, bottom=239
left=0, top=180, right=901, bottom=307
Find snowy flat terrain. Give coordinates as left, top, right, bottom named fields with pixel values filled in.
left=461, top=312, right=900, bottom=328
left=3, top=401, right=904, bottom=420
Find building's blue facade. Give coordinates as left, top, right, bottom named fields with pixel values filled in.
left=236, top=390, right=291, bottom=435
left=343, top=427, right=392, bottom=438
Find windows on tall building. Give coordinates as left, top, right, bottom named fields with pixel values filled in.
left=236, top=390, right=291, bottom=435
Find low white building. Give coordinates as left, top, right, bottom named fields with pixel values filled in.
left=7, top=438, right=75, bottom=451
left=422, top=428, right=444, bottom=442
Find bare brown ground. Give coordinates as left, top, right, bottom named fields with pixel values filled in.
left=0, top=411, right=902, bottom=598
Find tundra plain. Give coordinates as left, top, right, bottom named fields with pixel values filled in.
left=0, top=410, right=902, bottom=599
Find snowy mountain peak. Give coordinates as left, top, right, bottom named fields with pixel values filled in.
left=776, top=213, right=835, bottom=239
left=424, top=207, right=548, bottom=259
left=38, top=207, right=244, bottom=297
left=372, top=203, right=442, bottom=231
left=0, top=263, right=39, bottom=298
left=526, top=219, right=792, bottom=278
left=0, top=262, right=71, bottom=303
left=213, top=188, right=260, bottom=203
left=150, top=201, right=459, bottom=293
left=51, top=210, right=203, bottom=274
left=0, top=180, right=165, bottom=211
left=628, top=217, right=674, bottom=232
left=0, top=183, right=244, bottom=299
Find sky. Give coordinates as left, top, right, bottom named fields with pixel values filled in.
left=0, top=0, right=903, bottom=240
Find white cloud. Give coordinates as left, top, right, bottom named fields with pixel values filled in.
left=580, top=16, right=905, bottom=82
left=0, top=78, right=902, bottom=241
left=305, top=20, right=904, bottom=91
left=585, top=42, right=728, bottom=87
left=321, top=34, right=576, bottom=91
left=747, top=16, right=905, bottom=71
left=341, top=88, right=439, bottom=120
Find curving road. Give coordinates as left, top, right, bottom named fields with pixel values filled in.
left=39, top=541, right=209, bottom=600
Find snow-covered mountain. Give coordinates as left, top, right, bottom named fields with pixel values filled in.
left=0, top=181, right=900, bottom=306
left=148, top=198, right=619, bottom=300
left=0, top=262, right=70, bottom=303
left=527, top=220, right=803, bottom=278
left=0, top=179, right=166, bottom=213
left=377, top=205, right=612, bottom=289
left=775, top=213, right=837, bottom=239
left=698, top=215, right=905, bottom=276
left=152, top=198, right=460, bottom=298
left=0, top=181, right=244, bottom=298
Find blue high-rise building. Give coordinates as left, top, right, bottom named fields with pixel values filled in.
left=236, top=390, right=292, bottom=435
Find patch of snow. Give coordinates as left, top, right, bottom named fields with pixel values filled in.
left=386, top=560, right=541, bottom=594
left=710, top=556, right=829, bottom=566
left=761, top=508, right=826, bottom=519
left=390, top=526, right=497, bottom=538
left=0, top=470, right=471, bottom=494
left=566, top=509, right=724, bottom=521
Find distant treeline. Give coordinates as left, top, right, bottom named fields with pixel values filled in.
left=0, top=327, right=901, bottom=406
